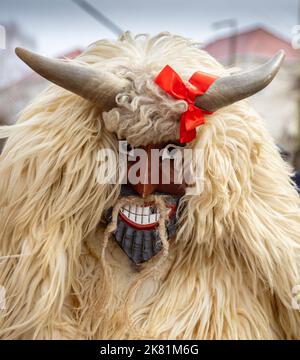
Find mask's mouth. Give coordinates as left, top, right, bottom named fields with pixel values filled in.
left=104, top=187, right=181, bottom=264
left=119, top=202, right=176, bottom=230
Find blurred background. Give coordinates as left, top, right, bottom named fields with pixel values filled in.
left=0, top=0, right=300, bottom=168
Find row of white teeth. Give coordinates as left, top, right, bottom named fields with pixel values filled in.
left=120, top=205, right=171, bottom=225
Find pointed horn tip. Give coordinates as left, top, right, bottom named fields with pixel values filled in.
left=268, top=50, right=285, bottom=78
left=15, top=47, right=21, bottom=57
left=274, top=49, right=285, bottom=64
left=15, top=47, right=31, bottom=61
left=15, top=47, right=24, bottom=56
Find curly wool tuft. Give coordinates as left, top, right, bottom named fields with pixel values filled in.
left=100, top=32, right=226, bottom=146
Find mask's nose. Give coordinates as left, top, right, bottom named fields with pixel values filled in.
left=132, top=182, right=157, bottom=198
left=126, top=143, right=187, bottom=198
left=128, top=145, right=158, bottom=198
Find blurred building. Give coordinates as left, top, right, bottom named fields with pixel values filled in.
left=0, top=44, right=81, bottom=151
left=1, top=25, right=299, bottom=159
left=0, top=49, right=81, bottom=125
left=0, top=22, right=36, bottom=149
left=0, top=22, right=36, bottom=89
left=204, top=25, right=299, bottom=160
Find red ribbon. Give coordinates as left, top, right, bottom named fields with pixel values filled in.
left=155, top=65, right=217, bottom=143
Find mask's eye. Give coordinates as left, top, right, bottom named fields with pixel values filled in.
left=161, top=143, right=183, bottom=160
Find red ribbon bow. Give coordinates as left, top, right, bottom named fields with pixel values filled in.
left=155, top=65, right=217, bottom=143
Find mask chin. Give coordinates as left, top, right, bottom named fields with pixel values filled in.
left=104, top=193, right=180, bottom=264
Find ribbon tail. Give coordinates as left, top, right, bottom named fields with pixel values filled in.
left=184, top=106, right=206, bottom=132
left=180, top=112, right=197, bottom=143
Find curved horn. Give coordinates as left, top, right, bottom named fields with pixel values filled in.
left=195, top=50, right=285, bottom=112
left=15, top=47, right=129, bottom=110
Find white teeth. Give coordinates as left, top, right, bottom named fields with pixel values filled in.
left=136, top=214, right=142, bottom=223
left=149, top=214, right=157, bottom=223
left=122, top=209, right=129, bottom=217
left=143, top=206, right=151, bottom=215
left=130, top=205, right=136, bottom=214
left=135, top=206, right=143, bottom=224
left=120, top=204, right=173, bottom=226
left=136, top=206, right=143, bottom=215
left=120, top=204, right=159, bottom=225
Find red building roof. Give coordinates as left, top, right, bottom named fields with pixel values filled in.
left=204, top=26, right=298, bottom=61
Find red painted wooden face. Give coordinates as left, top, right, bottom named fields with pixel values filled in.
left=126, top=142, right=187, bottom=198
left=116, top=141, right=187, bottom=231
left=109, top=141, right=187, bottom=263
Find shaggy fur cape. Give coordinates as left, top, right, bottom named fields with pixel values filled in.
left=0, top=33, right=300, bottom=339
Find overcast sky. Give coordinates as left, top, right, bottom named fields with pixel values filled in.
left=0, top=0, right=298, bottom=56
